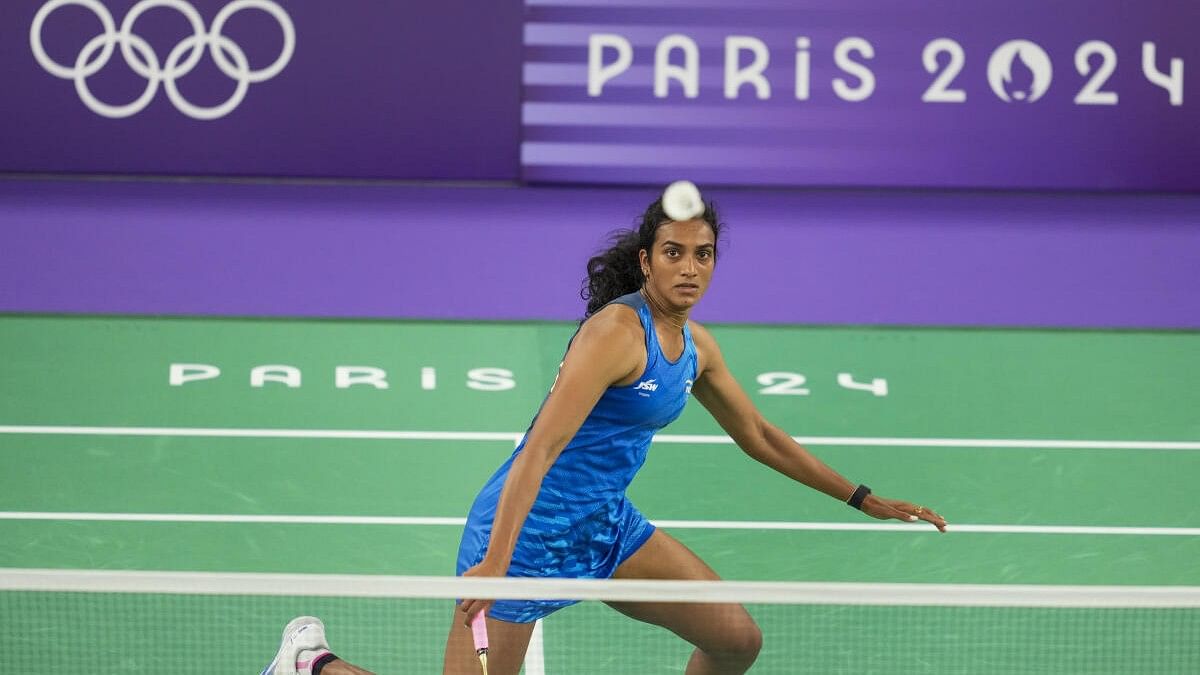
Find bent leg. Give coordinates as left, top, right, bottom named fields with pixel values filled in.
left=607, top=529, right=762, bottom=675
left=442, top=606, right=536, bottom=675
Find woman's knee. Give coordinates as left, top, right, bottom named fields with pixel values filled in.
left=705, top=615, right=762, bottom=664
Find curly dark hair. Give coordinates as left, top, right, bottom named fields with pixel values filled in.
left=580, top=192, right=722, bottom=319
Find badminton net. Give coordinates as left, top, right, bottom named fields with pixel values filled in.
left=2, top=569, right=1197, bottom=674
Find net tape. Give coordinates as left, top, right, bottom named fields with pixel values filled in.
left=3, top=569, right=1198, bottom=608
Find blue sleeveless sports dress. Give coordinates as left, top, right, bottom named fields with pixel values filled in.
left=455, top=291, right=698, bottom=622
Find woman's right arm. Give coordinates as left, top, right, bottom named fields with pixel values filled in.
left=458, top=306, right=643, bottom=620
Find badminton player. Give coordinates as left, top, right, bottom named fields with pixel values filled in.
left=444, top=189, right=946, bottom=675
left=262, top=187, right=947, bottom=675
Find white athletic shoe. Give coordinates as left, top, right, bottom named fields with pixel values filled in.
left=260, top=616, right=334, bottom=675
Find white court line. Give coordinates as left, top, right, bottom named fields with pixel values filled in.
left=1, top=511, right=1196, bottom=536
left=1, top=425, right=1198, bottom=450
left=525, top=619, right=546, bottom=675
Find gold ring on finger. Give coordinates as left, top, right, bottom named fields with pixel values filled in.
left=915, top=506, right=924, bottom=516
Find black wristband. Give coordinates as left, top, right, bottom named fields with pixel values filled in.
left=847, top=484, right=871, bottom=510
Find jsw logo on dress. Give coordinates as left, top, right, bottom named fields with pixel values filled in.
left=635, top=379, right=659, bottom=395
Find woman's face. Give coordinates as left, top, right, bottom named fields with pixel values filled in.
left=640, top=219, right=716, bottom=310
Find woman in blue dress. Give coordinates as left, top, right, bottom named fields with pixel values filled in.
left=261, top=190, right=946, bottom=675
left=441, top=194, right=947, bottom=674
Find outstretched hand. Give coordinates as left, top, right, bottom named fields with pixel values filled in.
left=861, top=495, right=947, bottom=532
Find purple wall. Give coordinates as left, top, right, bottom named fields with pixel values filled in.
left=5, top=0, right=1196, bottom=190
left=2, top=179, right=1196, bottom=328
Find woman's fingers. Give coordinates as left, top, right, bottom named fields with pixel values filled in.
left=918, top=506, right=949, bottom=532
left=459, top=598, right=494, bottom=627
left=458, top=559, right=504, bottom=625
left=869, top=497, right=948, bottom=532
left=905, top=502, right=948, bottom=532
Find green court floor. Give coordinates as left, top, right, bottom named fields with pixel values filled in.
left=1, top=316, right=1197, bottom=673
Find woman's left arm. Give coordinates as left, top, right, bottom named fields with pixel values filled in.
left=689, top=323, right=946, bottom=532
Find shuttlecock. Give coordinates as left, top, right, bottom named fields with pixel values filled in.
left=661, top=180, right=704, bottom=221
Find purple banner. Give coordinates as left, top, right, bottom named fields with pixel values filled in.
left=3, top=178, right=1198, bottom=329
left=521, top=0, right=1199, bottom=190
left=0, top=0, right=521, bottom=179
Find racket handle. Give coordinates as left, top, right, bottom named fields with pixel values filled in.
left=470, top=611, right=489, bottom=674
left=470, top=610, right=489, bottom=653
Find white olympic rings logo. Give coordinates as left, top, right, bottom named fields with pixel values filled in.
left=30, top=0, right=294, bottom=120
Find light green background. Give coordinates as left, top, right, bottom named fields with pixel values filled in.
left=1, top=316, right=1196, bottom=673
